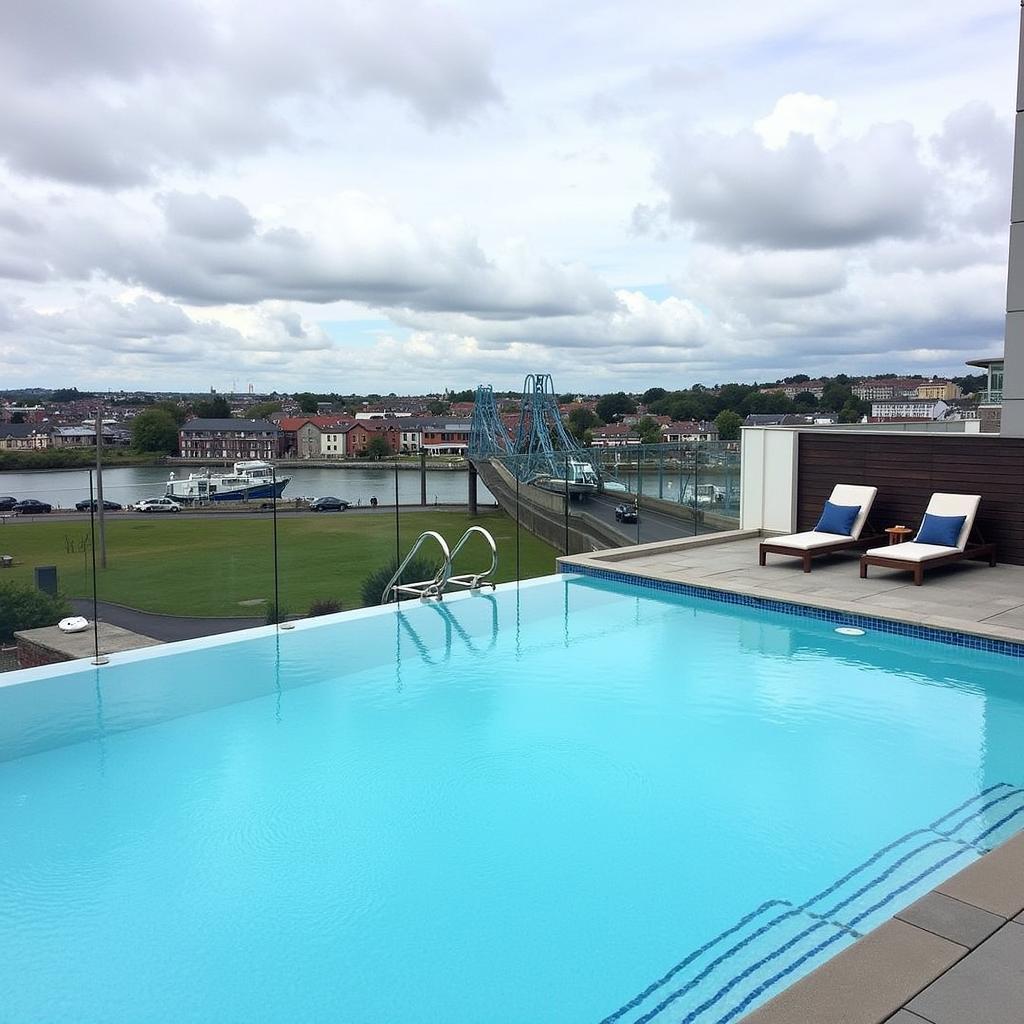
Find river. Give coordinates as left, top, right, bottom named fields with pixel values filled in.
left=0, top=465, right=495, bottom=509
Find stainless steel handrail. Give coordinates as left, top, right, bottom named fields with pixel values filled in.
left=382, top=530, right=451, bottom=603
left=445, top=526, right=498, bottom=591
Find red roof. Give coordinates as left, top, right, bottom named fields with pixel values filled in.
left=276, top=416, right=354, bottom=431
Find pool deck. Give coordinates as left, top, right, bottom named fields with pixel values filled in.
left=560, top=531, right=1024, bottom=1023
left=560, top=529, right=1024, bottom=646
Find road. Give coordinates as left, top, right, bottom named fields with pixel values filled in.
left=583, top=493, right=718, bottom=545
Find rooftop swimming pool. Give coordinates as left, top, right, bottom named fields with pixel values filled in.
left=2, top=574, right=1023, bottom=1023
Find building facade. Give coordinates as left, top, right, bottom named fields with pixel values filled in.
left=178, top=419, right=282, bottom=460
left=0, top=424, right=51, bottom=450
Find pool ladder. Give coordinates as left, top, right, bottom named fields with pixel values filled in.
left=382, top=526, right=498, bottom=603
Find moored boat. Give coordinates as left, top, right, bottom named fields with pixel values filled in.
left=165, top=461, right=289, bottom=503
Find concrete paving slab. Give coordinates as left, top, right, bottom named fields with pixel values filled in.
left=884, top=1011, right=935, bottom=1024
left=896, top=892, right=1005, bottom=950
left=565, top=533, right=1024, bottom=643
left=738, top=919, right=965, bottom=1024
left=907, top=922, right=1024, bottom=1024
left=936, top=833, right=1024, bottom=919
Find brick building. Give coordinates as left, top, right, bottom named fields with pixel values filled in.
left=178, top=419, right=282, bottom=460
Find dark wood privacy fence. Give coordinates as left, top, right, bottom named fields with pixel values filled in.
left=797, top=432, right=1024, bottom=566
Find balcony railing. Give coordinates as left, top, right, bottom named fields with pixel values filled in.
left=981, top=389, right=1003, bottom=405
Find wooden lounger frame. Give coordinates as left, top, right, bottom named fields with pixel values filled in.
left=759, top=528, right=886, bottom=574
left=859, top=533, right=997, bottom=587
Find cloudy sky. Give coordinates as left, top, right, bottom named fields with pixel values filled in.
left=0, top=0, right=1017, bottom=394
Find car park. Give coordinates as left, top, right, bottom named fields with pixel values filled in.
left=0, top=496, right=17, bottom=511
left=614, top=503, right=638, bottom=523
left=75, top=498, right=124, bottom=512
left=133, top=497, right=181, bottom=513
left=12, top=499, right=52, bottom=514
left=310, top=496, right=350, bottom=512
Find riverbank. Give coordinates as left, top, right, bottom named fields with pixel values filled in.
left=0, top=450, right=167, bottom=472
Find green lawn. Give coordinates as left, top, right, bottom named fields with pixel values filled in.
left=1, top=511, right=559, bottom=617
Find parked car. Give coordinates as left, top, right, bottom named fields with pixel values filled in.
left=12, top=499, right=52, bottom=514
left=310, top=496, right=350, bottom=512
left=75, top=498, right=124, bottom=512
left=614, top=503, right=639, bottom=523
left=0, top=496, right=17, bottom=511
left=133, top=497, right=181, bottom=513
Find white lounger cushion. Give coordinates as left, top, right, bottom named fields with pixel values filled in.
left=771, top=531, right=855, bottom=551
left=768, top=484, right=878, bottom=549
left=920, top=493, right=980, bottom=551
left=828, top=484, right=878, bottom=541
left=863, top=541, right=961, bottom=563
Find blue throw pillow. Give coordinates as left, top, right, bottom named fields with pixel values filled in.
left=916, top=512, right=966, bottom=547
left=814, top=500, right=861, bottom=536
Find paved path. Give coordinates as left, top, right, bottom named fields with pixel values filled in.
left=70, top=598, right=259, bottom=643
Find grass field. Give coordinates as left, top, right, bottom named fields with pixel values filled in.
left=2, top=511, right=560, bottom=617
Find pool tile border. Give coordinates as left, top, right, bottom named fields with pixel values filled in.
left=562, top=563, right=1024, bottom=659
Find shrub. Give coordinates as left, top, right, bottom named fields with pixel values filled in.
left=264, top=601, right=285, bottom=625
left=360, top=556, right=441, bottom=607
left=307, top=598, right=343, bottom=617
left=0, top=581, right=70, bottom=643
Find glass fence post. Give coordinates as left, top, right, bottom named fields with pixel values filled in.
left=274, top=466, right=293, bottom=630
left=636, top=446, right=642, bottom=546
left=515, top=470, right=521, bottom=582
left=563, top=455, right=570, bottom=555
left=88, top=470, right=107, bottom=665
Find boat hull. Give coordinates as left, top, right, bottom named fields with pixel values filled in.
left=167, top=478, right=289, bottom=503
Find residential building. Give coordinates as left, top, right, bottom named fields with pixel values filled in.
left=870, top=400, right=949, bottom=421
left=916, top=381, right=961, bottom=401
left=590, top=424, right=640, bottom=447
left=420, top=421, right=471, bottom=454
left=345, top=420, right=401, bottom=456
left=761, top=380, right=826, bottom=399
left=320, top=427, right=349, bottom=458
left=51, top=426, right=123, bottom=447
left=851, top=378, right=923, bottom=401
left=0, top=423, right=51, bottom=450
left=661, top=420, right=719, bottom=443
left=743, top=413, right=819, bottom=427
left=0, top=405, right=46, bottom=424
left=179, top=419, right=282, bottom=460
left=277, top=416, right=353, bottom=458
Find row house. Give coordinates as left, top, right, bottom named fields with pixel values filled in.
left=51, top=426, right=125, bottom=447
left=916, top=381, right=961, bottom=401
left=1, top=405, right=46, bottom=424
left=419, top=421, right=471, bottom=454
left=0, top=423, right=51, bottom=450
left=178, top=418, right=283, bottom=460
left=761, top=380, right=826, bottom=399
left=277, top=416, right=354, bottom=458
left=590, top=423, right=640, bottom=447
left=346, top=420, right=401, bottom=456
left=852, top=378, right=923, bottom=402
left=661, top=420, right=719, bottom=443
left=869, top=400, right=949, bottom=421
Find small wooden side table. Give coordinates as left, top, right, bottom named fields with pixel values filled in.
left=885, top=526, right=913, bottom=545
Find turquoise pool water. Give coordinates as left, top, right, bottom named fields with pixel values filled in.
left=1, top=574, right=1023, bottom=1023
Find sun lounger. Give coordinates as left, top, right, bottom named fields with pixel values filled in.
left=759, top=484, right=881, bottom=573
left=859, top=493, right=996, bottom=586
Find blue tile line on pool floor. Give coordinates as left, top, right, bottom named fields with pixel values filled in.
left=566, top=564, right=1024, bottom=659
left=597, top=784, right=1024, bottom=1024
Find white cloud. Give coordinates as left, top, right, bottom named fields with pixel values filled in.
left=0, top=1, right=1016, bottom=391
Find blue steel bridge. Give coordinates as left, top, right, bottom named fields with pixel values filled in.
left=468, top=374, right=605, bottom=491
